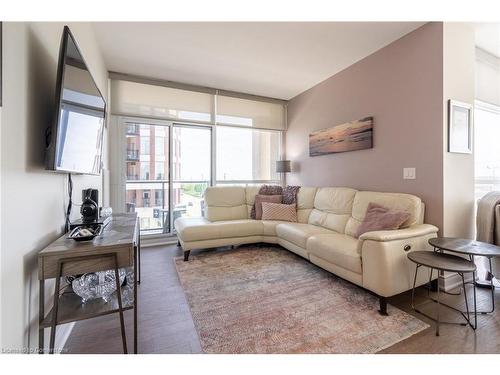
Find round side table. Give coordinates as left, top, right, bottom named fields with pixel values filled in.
left=407, top=250, right=477, bottom=336
left=429, top=237, right=500, bottom=314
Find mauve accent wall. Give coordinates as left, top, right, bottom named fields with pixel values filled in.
left=286, top=22, right=444, bottom=228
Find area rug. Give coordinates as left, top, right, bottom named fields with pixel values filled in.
left=174, top=246, right=428, bottom=353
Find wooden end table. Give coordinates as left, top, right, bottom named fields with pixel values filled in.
left=38, top=214, right=140, bottom=354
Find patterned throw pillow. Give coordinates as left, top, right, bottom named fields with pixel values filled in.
left=356, top=202, right=411, bottom=238
left=261, top=202, right=298, bottom=222
left=254, top=195, right=283, bottom=220
left=282, top=185, right=301, bottom=205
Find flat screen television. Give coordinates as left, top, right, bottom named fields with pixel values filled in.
left=45, top=26, right=106, bottom=175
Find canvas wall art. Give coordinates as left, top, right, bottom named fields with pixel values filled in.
left=309, top=116, right=373, bottom=157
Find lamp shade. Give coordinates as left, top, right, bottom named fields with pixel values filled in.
left=276, top=160, right=291, bottom=173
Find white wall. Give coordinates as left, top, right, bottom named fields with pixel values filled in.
left=0, top=22, right=108, bottom=352
left=442, top=23, right=476, bottom=238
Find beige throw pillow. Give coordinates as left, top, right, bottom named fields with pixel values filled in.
left=261, top=202, right=298, bottom=222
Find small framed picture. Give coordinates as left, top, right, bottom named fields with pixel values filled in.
left=448, top=99, right=473, bottom=154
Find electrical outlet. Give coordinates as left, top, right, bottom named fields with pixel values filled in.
left=403, top=168, right=416, bottom=180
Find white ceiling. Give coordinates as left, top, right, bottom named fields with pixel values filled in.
left=475, top=23, right=500, bottom=58
left=93, top=22, right=424, bottom=100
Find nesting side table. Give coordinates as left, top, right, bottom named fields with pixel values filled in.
left=408, top=250, right=477, bottom=336
left=429, top=237, right=500, bottom=314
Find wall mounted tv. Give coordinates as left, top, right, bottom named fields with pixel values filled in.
left=45, top=26, right=106, bottom=175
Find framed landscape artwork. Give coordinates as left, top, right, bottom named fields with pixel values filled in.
left=309, top=116, right=373, bottom=157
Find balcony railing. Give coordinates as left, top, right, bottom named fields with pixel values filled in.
left=127, top=149, right=139, bottom=161
left=125, top=180, right=207, bottom=235
left=126, top=124, right=140, bottom=135
left=127, top=174, right=139, bottom=180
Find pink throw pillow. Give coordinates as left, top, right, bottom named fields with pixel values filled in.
left=254, top=195, right=282, bottom=220
left=261, top=202, right=298, bottom=222
left=356, top=202, right=410, bottom=238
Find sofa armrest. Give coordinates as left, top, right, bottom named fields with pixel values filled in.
left=358, top=224, right=438, bottom=242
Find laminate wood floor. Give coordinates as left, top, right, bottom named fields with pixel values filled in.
left=64, top=244, right=500, bottom=354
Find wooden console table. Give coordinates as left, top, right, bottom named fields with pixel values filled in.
left=38, top=214, right=140, bottom=354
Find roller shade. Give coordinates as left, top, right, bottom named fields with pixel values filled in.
left=110, top=80, right=213, bottom=123
left=216, top=95, right=285, bottom=130
left=476, top=48, right=500, bottom=106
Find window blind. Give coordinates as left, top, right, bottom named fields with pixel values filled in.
left=110, top=78, right=286, bottom=130
left=110, top=80, right=213, bottom=123
left=216, top=95, right=285, bottom=130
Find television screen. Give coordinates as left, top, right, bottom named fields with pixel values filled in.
left=46, top=26, right=106, bottom=175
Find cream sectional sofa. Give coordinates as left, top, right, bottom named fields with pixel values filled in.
left=174, top=185, right=439, bottom=314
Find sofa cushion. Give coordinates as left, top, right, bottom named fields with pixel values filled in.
left=345, top=191, right=422, bottom=237
left=308, top=187, right=357, bottom=233
left=204, top=186, right=247, bottom=221
left=175, top=217, right=263, bottom=242
left=275, top=223, right=333, bottom=249
left=261, top=202, right=298, bottom=222
left=307, top=234, right=362, bottom=274
left=313, top=187, right=357, bottom=214
left=262, top=220, right=289, bottom=236
left=296, top=187, right=317, bottom=223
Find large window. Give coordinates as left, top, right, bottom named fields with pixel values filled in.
left=172, top=125, right=211, bottom=226
left=475, top=102, right=500, bottom=201
left=112, top=79, right=285, bottom=237
left=216, top=126, right=281, bottom=184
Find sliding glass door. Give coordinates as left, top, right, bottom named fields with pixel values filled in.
left=125, top=121, right=170, bottom=235
left=122, top=118, right=212, bottom=236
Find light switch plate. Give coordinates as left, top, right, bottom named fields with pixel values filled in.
left=403, top=168, right=416, bottom=180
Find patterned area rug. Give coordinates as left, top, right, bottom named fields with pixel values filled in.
left=175, top=246, right=428, bottom=353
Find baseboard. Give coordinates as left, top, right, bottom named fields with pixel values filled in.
left=141, top=236, right=178, bottom=248
left=440, top=271, right=473, bottom=291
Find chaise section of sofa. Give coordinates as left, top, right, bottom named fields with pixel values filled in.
left=174, top=185, right=439, bottom=313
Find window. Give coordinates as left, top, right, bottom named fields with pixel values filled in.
left=172, top=125, right=211, bottom=226
left=475, top=102, right=500, bottom=201
left=216, top=126, right=281, bottom=183
left=113, top=80, right=286, bottom=237
left=155, top=161, right=165, bottom=180
left=140, top=162, right=150, bottom=180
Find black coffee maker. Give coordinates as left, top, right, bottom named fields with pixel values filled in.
left=81, top=188, right=99, bottom=223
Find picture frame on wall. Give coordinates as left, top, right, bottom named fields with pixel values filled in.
left=448, top=99, right=473, bottom=154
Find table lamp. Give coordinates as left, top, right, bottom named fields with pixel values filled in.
left=276, top=160, right=291, bottom=185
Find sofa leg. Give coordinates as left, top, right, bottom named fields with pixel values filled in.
left=183, top=251, right=190, bottom=262
left=378, top=296, right=388, bottom=316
